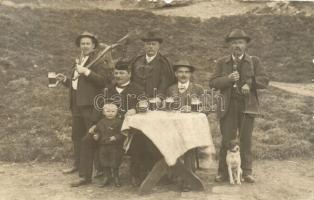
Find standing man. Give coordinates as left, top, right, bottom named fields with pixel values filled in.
left=128, top=30, right=175, bottom=186
left=57, top=31, right=113, bottom=176
left=209, top=29, right=269, bottom=183
left=130, top=30, right=175, bottom=97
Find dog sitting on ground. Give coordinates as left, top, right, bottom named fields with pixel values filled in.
left=226, top=139, right=242, bottom=185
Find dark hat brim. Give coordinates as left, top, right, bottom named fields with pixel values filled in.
left=141, top=38, right=163, bottom=43
left=225, top=36, right=251, bottom=43
left=173, top=64, right=195, bottom=73
left=75, top=35, right=99, bottom=48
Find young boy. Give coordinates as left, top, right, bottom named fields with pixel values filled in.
left=92, top=103, right=125, bottom=187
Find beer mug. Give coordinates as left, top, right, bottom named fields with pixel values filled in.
left=48, top=72, right=59, bottom=88
left=191, top=98, right=202, bottom=112
left=165, top=97, right=174, bottom=111
left=149, top=98, right=158, bottom=111
left=136, top=100, right=148, bottom=113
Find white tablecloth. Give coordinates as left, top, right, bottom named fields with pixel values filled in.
left=121, top=111, right=215, bottom=166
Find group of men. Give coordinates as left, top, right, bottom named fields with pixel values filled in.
left=56, top=28, right=269, bottom=189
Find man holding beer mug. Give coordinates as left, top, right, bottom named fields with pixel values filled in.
left=166, top=59, right=204, bottom=191
left=166, top=59, right=204, bottom=112
left=56, top=31, right=113, bottom=186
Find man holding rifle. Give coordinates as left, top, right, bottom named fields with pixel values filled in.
left=56, top=31, right=114, bottom=186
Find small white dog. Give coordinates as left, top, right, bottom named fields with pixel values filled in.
left=226, top=140, right=242, bottom=185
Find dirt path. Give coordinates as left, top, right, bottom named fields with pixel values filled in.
left=151, top=0, right=262, bottom=19
left=1, top=160, right=314, bottom=200
left=270, top=81, right=314, bottom=97
left=0, top=0, right=264, bottom=19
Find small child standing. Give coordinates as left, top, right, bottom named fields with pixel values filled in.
left=92, top=103, right=125, bottom=187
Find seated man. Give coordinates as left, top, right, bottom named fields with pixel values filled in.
left=167, top=59, right=204, bottom=111
left=70, top=60, right=142, bottom=187
left=167, top=59, right=205, bottom=192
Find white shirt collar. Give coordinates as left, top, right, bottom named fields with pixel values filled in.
left=146, top=53, right=158, bottom=63
left=120, top=81, right=130, bottom=87
left=115, top=81, right=130, bottom=94
left=232, top=54, right=244, bottom=61
left=178, top=81, right=190, bottom=89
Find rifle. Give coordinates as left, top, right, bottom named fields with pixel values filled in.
left=85, top=32, right=132, bottom=69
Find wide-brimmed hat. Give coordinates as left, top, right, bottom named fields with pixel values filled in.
left=173, top=59, right=195, bottom=72
left=225, top=29, right=251, bottom=43
left=141, top=31, right=163, bottom=43
left=75, top=31, right=99, bottom=47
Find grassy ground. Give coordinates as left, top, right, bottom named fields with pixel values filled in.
left=0, top=4, right=314, bottom=162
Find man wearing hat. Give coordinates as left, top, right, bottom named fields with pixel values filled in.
left=167, top=59, right=204, bottom=110
left=167, top=59, right=204, bottom=192
left=209, top=29, right=269, bottom=183
left=57, top=31, right=114, bottom=178
left=130, top=30, right=175, bottom=98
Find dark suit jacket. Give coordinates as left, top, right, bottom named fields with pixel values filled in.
left=167, top=82, right=204, bottom=108
left=209, top=54, right=269, bottom=119
left=92, top=82, right=144, bottom=122
left=94, top=118, right=124, bottom=145
left=130, top=53, right=175, bottom=97
left=106, top=83, right=144, bottom=117
left=63, top=50, right=113, bottom=109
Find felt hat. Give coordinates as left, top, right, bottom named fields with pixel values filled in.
left=173, top=59, right=195, bottom=73
left=141, top=30, right=163, bottom=43
left=75, top=31, right=99, bottom=48
left=225, top=29, right=251, bottom=43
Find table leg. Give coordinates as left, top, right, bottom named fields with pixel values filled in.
left=172, top=161, right=205, bottom=191
left=139, top=159, right=169, bottom=195
left=138, top=158, right=205, bottom=195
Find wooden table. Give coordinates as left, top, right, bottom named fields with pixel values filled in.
left=121, top=111, right=215, bottom=195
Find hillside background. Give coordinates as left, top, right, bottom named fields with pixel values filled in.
left=0, top=0, right=313, bottom=162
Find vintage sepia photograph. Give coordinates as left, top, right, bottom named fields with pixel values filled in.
left=0, top=0, right=314, bottom=199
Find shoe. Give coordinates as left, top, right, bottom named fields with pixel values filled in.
left=62, top=167, right=78, bottom=174
left=214, top=174, right=228, bottom=182
left=243, top=175, right=255, bottom=183
left=99, top=177, right=111, bottom=187
left=70, top=178, right=91, bottom=187
left=114, top=177, right=121, bottom=187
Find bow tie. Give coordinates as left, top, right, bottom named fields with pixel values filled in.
left=178, top=85, right=187, bottom=93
